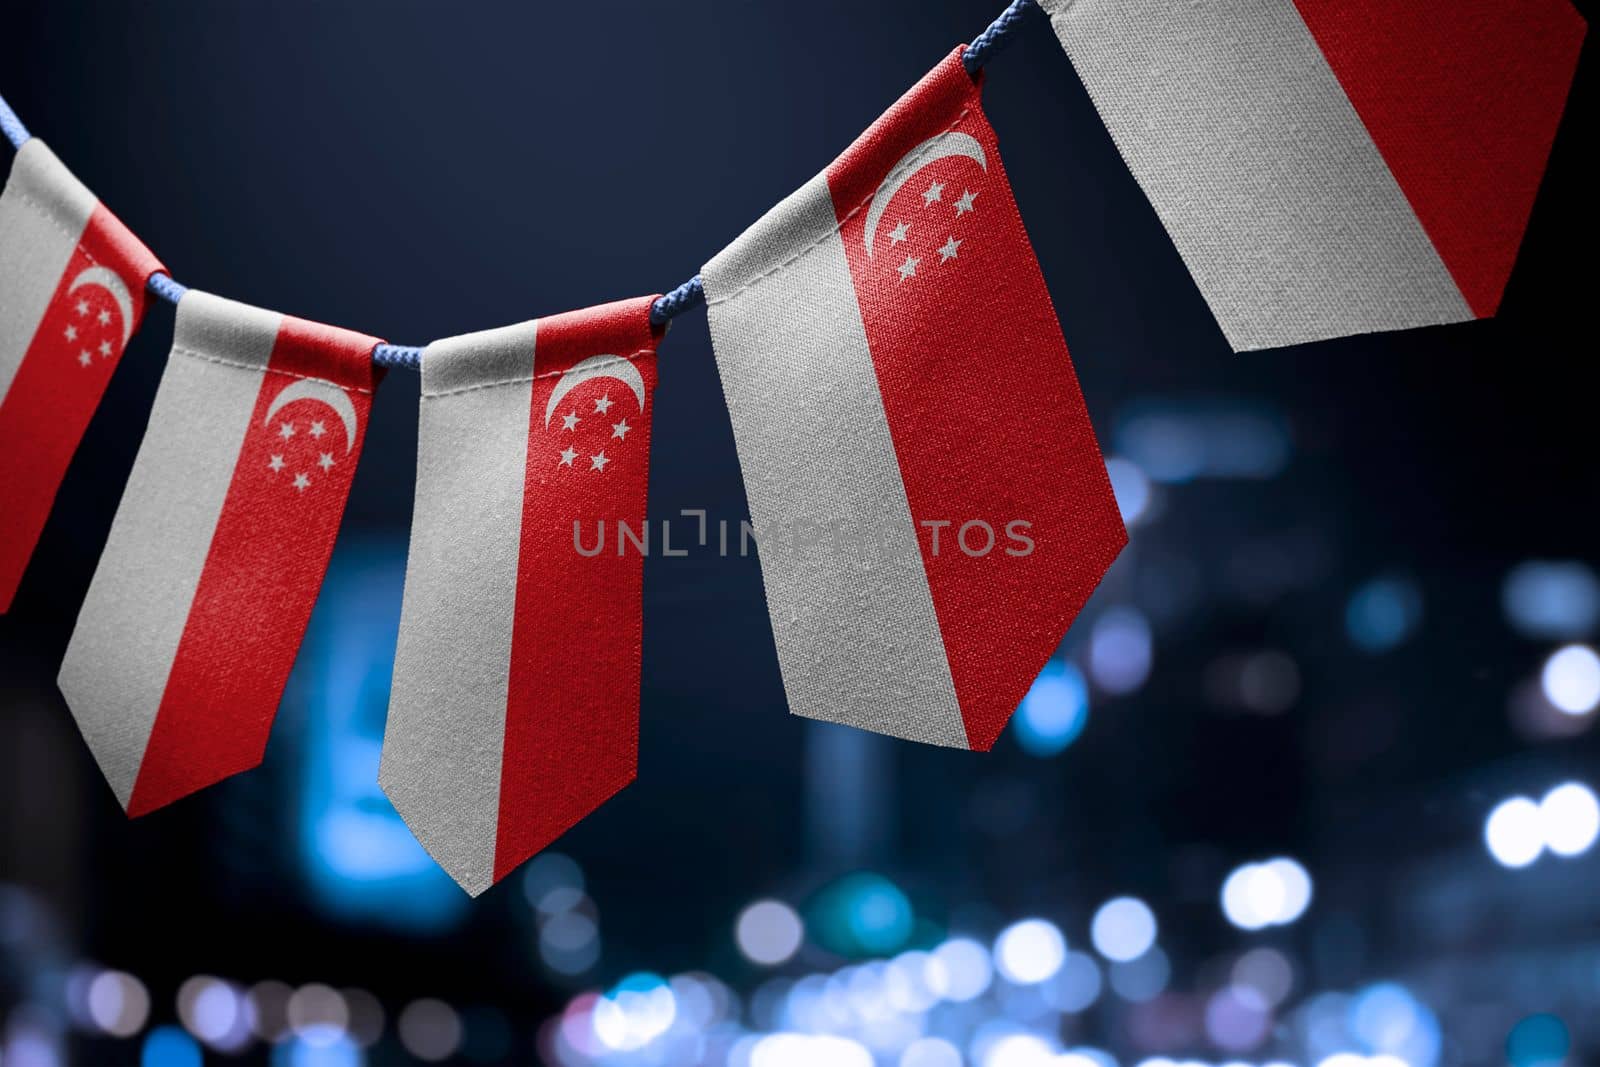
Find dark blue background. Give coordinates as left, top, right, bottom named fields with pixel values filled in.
left=1, top=2, right=1594, bottom=1065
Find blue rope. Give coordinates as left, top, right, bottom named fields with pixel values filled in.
left=1, top=93, right=30, bottom=149
left=964, top=0, right=1036, bottom=73
left=0, top=0, right=1034, bottom=366
left=146, top=271, right=187, bottom=305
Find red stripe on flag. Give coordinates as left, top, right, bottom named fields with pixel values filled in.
left=493, top=297, right=659, bottom=881
left=828, top=51, right=1125, bottom=751
left=0, top=205, right=162, bottom=611
left=126, top=317, right=381, bottom=816
left=1293, top=0, right=1586, bottom=317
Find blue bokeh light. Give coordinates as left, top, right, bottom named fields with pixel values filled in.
left=289, top=537, right=468, bottom=931
left=1345, top=575, right=1423, bottom=653
left=1013, top=661, right=1089, bottom=757
left=141, top=1026, right=201, bottom=1067
left=1506, top=1013, right=1570, bottom=1067
left=808, top=873, right=915, bottom=958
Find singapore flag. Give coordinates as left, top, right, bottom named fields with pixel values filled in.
left=59, top=291, right=382, bottom=815
left=0, top=140, right=165, bottom=611
left=702, top=49, right=1126, bottom=752
left=383, top=296, right=660, bottom=895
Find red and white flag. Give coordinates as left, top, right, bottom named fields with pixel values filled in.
left=700, top=50, right=1125, bottom=752
left=1039, top=0, right=1586, bottom=351
left=0, top=140, right=165, bottom=610
left=382, top=297, right=660, bottom=895
left=59, top=291, right=381, bottom=815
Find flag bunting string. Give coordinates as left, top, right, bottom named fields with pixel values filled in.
left=0, top=0, right=1035, bottom=371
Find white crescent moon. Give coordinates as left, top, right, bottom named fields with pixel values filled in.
left=863, top=131, right=987, bottom=258
left=543, top=355, right=647, bottom=429
left=264, top=378, right=360, bottom=454
left=68, top=266, right=136, bottom=347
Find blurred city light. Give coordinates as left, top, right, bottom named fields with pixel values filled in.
left=140, top=1025, right=201, bottom=1067
left=592, top=973, right=674, bottom=1052
left=293, top=540, right=469, bottom=931
left=900, top=1036, right=963, bottom=1067
left=396, top=998, right=461, bottom=1062
left=1013, top=662, right=1090, bottom=758
left=1089, top=897, right=1157, bottom=962
left=1540, top=644, right=1600, bottom=715
left=86, top=970, right=149, bottom=1038
left=1107, top=945, right=1169, bottom=1002
left=1105, top=456, right=1153, bottom=525
left=1114, top=403, right=1290, bottom=483
left=1205, top=984, right=1271, bottom=1051
left=1231, top=947, right=1294, bottom=1007
left=286, top=984, right=348, bottom=1048
left=931, top=937, right=994, bottom=1002
left=1482, top=785, right=1600, bottom=868
left=1506, top=1013, right=1570, bottom=1067
left=1485, top=796, right=1545, bottom=868
left=979, top=1032, right=1056, bottom=1067
left=994, top=920, right=1067, bottom=985
left=1345, top=575, right=1423, bottom=653
left=752, top=1032, right=873, bottom=1067
left=808, top=873, right=914, bottom=958
left=1045, top=951, right=1103, bottom=1013
left=1502, top=561, right=1600, bottom=639
left=1221, top=857, right=1313, bottom=929
left=736, top=899, right=805, bottom=966
left=1537, top=781, right=1600, bottom=857
left=1089, top=608, right=1154, bottom=695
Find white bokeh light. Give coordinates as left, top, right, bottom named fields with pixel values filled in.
left=981, top=1033, right=1056, bottom=1067
left=994, top=920, right=1067, bottom=985
left=1540, top=782, right=1600, bottom=857
left=736, top=900, right=805, bottom=966
left=1485, top=796, right=1545, bottom=868
left=932, top=938, right=994, bottom=1002
left=1541, top=645, right=1600, bottom=715
left=87, top=971, right=149, bottom=1038
left=1089, top=897, right=1157, bottom=962
left=900, top=1036, right=964, bottom=1067
left=1220, top=858, right=1312, bottom=928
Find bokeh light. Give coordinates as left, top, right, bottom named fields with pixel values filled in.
left=87, top=969, right=150, bottom=1038
left=1503, top=561, right=1600, bottom=639
left=736, top=899, right=805, bottom=967
left=1345, top=575, right=1423, bottom=653
left=396, top=998, right=462, bottom=1062
left=1540, top=645, right=1600, bottom=715
left=1089, top=897, right=1157, bottom=962
left=1537, top=781, right=1600, bottom=857
left=1221, top=857, right=1313, bottom=928
left=1013, top=662, right=1090, bottom=758
left=1089, top=608, right=1153, bottom=695
left=1485, top=796, right=1546, bottom=868
left=931, top=938, right=993, bottom=1002
left=994, top=919, right=1066, bottom=985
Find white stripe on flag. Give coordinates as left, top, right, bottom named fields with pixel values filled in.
left=1038, top=0, right=1471, bottom=351
left=703, top=174, right=968, bottom=749
left=0, top=141, right=96, bottom=404
left=381, top=320, right=539, bottom=897
left=58, top=291, right=278, bottom=807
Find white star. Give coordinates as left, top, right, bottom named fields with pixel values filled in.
left=97, top=309, right=112, bottom=326
left=612, top=418, right=632, bottom=440
left=98, top=340, right=113, bottom=357
left=64, top=325, right=78, bottom=341
left=559, top=447, right=578, bottom=467
left=955, top=189, right=978, bottom=215
left=77, top=351, right=93, bottom=367
left=938, top=236, right=962, bottom=263
left=309, top=420, right=326, bottom=438
left=278, top=422, right=296, bottom=440
left=292, top=472, right=311, bottom=492
left=317, top=452, right=335, bottom=472
left=897, top=256, right=920, bottom=282
left=922, top=181, right=945, bottom=206
left=888, top=220, right=911, bottom=245
left=594, top=393, right=614, bottom=414
left=562, top=411, right=581, bottom=431
left=74, top=299, right=89, bottom=316
left=590, top=451, right=610, bottom=472
left=268, top=454, right=285, bottom=473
